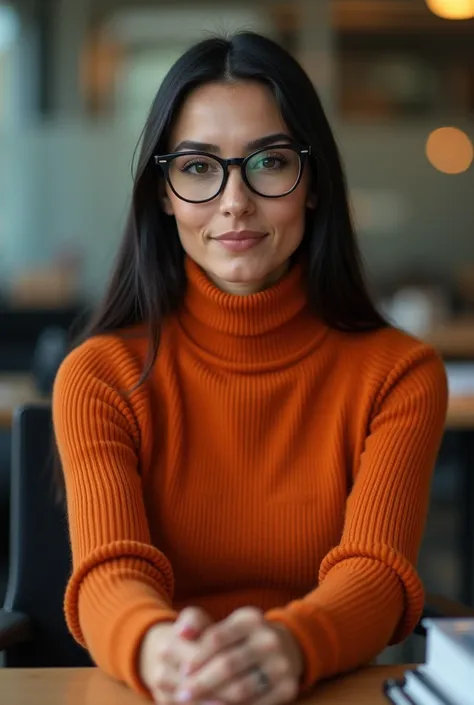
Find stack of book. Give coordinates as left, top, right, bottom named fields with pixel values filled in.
left=384, top=618, right=474, bottom=705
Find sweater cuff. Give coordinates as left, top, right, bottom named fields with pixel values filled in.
left=265, top=606, right=337, bottom=692
left=113, top=604, right=178, bottom=697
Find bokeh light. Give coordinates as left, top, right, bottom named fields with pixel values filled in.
left=425, top=0, right=474, bottom=20
left=426, top=127, right=473, bottom=174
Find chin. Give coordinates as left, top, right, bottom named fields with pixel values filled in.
left=214, top=257, right=270, bottom=284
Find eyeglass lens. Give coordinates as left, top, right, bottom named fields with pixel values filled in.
left=167, top=146, right=301, bottom=201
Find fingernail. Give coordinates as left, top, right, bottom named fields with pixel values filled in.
left=179, top=625, right=198, bottom=637
left=176, top=690, right=193, bottom=702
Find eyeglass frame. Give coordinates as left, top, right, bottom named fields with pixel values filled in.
left=154, top=143, right=312, bottom=204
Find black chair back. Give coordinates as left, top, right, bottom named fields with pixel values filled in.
left=3, top=403, right=91, bottom=667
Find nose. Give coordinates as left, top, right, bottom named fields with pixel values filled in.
left=218, top=165, right=255, bottom=217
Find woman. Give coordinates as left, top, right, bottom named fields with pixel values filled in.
left=53, top=31, right=448, bottom=704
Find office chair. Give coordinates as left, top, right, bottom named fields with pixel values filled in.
left=0, top=404, right=473, bottom=667
left=0, top=404, right=91, bottom=666
left=0, top=428, right=11, bottom=606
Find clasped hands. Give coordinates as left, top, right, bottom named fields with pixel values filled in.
left=139, top=607, right=304, bottom=705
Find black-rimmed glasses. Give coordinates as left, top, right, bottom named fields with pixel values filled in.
left=154, top=144, right=311, bottom=203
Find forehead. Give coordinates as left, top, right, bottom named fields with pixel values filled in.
left=169, top=81, right=289, bottom=150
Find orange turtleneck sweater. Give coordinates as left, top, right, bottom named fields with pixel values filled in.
left=53, top=258, right=448, bottom=697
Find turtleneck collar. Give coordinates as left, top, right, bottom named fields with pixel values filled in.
left=176, top=257, right=328, bottom=370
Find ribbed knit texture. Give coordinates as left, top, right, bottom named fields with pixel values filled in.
left=53, top=257, right=448, bottom=698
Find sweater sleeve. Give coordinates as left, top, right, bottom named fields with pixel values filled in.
left=265, top=344, right=448, bottom=690
left=52, top=339, right=178, bottom=696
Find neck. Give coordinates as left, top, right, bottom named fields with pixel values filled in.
left=206, top=261, right=290, bottom=296
left=178, top=256, right=329, bottom=370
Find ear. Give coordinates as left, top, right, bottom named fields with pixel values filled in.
left=306, top=191, right=318, bottom=209
left=161, top=193, right=175, bottom=216
left=306, top=189, right=318, bottom=210
left=158, top=182, right=175, bottom=216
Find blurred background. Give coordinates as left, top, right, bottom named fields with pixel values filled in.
left=0, top=0, right=473, bottom=664
left=0, top=0, right=472, bottom=304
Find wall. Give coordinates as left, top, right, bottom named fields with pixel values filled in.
left=1, top=119, right=472, bottom=300
left=336, top=122, right=474, bottom=282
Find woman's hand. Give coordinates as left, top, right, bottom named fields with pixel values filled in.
left=138, top=608, right=213, bottom=703
left=176, top=608, right=304, bottom=705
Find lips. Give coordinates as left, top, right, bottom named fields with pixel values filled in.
left=214, top=230, right=267, bottom=241
left=213, top=230, right=267, bottom=252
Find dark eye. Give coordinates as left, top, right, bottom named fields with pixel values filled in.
left=262, top=156, right=278, bottom=169
left=184, top=161, right=209, bottom=175
left=249, top=153, right=288, bottom=172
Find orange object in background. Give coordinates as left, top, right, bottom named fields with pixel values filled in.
left=425, top=0, right=474, bottom=20
left=8, top=256, right=81, bottom=309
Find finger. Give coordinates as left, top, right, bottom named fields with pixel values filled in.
left=150, top=691, right=203, bottom=705
left=175, top=607, right=214, bottom=640
left=147, top=661, right=208, bottom=704
left=159, top=631, right=202, bottom=672
left=249, top=677, right=298, bottom=705
left=177, top=641, right=259, bottom=699
left=180, top=639, right=290, bottom=705
left=146, top=662, right=181, bottom=701
left=165, top=700, right=214, bottom=705
left=185, top=608, right=264, bottom=675
left=215, top=657, right=292, bottom=704
left=180, top=624, right=281, bottom=697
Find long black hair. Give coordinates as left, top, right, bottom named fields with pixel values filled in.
left=78, top=31, right=386, bottom=381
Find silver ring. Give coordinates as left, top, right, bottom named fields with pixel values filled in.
left=255, top=668, right=271, bottom=693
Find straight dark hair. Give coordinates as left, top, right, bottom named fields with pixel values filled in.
left=74, top=30, right=386, bottom=384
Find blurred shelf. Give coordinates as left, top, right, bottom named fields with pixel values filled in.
left=446, top=395, right=474, bottom=430
left=0, top=374, right=47, bottom=429
left=424, top=317, right=474, bottom=359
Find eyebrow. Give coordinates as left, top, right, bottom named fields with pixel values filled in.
left=172, top=132, right=293, bottom=154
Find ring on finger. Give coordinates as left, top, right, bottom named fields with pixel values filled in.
left=254, top=667, right=271, bottom=694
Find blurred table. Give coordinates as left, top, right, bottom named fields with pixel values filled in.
left=446, top=395, right=474, bottom=429
left=425, top=316, right=474, bottom=359
left=0, top=374, right=46, bottom=428
left=0, top=664, right=408, bottom=705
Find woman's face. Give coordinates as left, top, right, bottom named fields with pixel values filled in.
left=162, top=80, right=314, bottom=295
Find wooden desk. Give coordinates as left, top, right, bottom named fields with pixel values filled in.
left=0, top=374, right=46, bottom=429
left=0, top=664, right=407, bottom=705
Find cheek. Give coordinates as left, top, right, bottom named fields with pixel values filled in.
left=171, top=199, right=210, bottom=237
left=264, top=193, right=307, bottom=232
